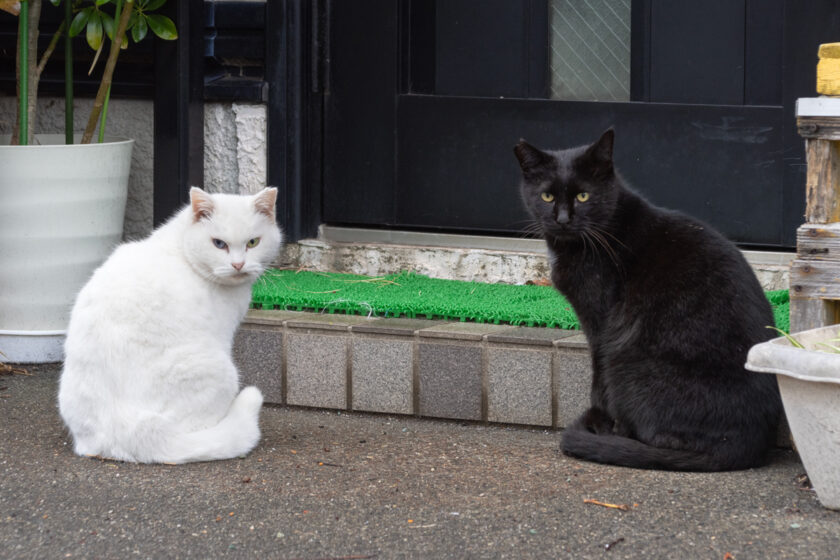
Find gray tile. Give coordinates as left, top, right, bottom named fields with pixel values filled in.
left=350, top=317, right=450, bottom=336
left=487, top=347, right=552, bottom=426
left=418, top=343, right=482, bottom=420
left=244, top=308, right=308, bottom=327
left=554, top=348, right=593, bottom=428
left=486, top=326, right=577, bottom=347
left=233, top=325, right=283, bottom=404
left=418, top=322, right=516, bottom=342
left=286, top=333, right=348, bottom=409
left=286, top=313, right=375, bottom=332
left=351, top=338, right=413, bottom=414
left=554, top=333, right=588, bottom=349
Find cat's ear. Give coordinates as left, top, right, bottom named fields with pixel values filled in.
left=514, top=140, right=552, bottom=179
left=586, top=128, right=614, bottom=163
left=190, top=187, right=215, bottom=222
left=583, top=128, right=615, bottom=177
left=253, top=187, right=278, bottom=220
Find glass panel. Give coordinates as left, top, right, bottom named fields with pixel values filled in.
left=549, top=0, right=632, bottom=101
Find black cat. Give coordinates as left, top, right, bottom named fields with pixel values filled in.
left=514, top=129, right=781, bottom=471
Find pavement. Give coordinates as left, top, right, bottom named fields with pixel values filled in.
left=2, top=363, right=839, bottom=559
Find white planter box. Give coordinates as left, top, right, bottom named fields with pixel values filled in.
left=0, top=134, right=133, bottom=363
left=746, top=324, right=840, bottom=510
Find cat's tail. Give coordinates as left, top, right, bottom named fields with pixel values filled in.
left=560, top=426, right=768, bottom=472
left=126, top=386, right=264, bottom=464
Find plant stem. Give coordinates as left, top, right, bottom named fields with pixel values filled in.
left=98, top=85, right=111, bottom=143
left=18, top=0, right=28, bottom=145
left=81, top=0, right=133, bottom=144
left=13, top=0, right=42, bottom=145
left=36, top=21, right=63, bottom=77
left=97, top=0, right=123, bottom=143
left=64, top=0, right=73, bottom=144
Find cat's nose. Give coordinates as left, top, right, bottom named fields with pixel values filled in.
left=232, top=262, right=245, bottom=271
left=555, top=207, right=570, bottom=224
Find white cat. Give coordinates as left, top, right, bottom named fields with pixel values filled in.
left=58, top=187, right=282, bottom=464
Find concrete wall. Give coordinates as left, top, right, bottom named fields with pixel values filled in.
left=204, top=103, right=267, bottom=195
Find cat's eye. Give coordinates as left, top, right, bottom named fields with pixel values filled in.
left=540, top=192, right=555, bottom=203
left=576, top=192, right=590, bottom=203
left=246, top=238, right=261, bottom=249
left=212, top=238, right=228, bottom=250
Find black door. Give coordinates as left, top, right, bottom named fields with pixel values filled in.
left=322, top=0, right=840, bottom=248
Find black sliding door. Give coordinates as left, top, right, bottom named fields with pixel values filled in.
left=322, top=0, right=840, bottom=248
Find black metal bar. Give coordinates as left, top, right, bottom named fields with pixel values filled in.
left=266, top=0, right=322, bottom=242
left=526, top=0, right=550, bottom=99
left=401, top=0, right=435, bottom=94
left=630, top=0, right=651, bottom=102
left=153, top=0, right=205, bottom=225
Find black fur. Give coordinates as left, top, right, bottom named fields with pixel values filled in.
left=514, top=129, right=781, bottom=471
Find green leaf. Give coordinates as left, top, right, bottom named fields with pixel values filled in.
left=766, top=326, right=805, bottom=349
left=49, top=0, right=62, bottom=7
left=145, top=14, right=178, bottom=40
left=816, top=342, right=840, bottom=354
left=69, top=8, right=92, bottom=38
left=101, top=12, right=115, bottom=41
left=86, top=12, right=104, bottom=51
left=131, top=15, right=148, bottom=43
left=95, top=0, right=110, bottom=6
left=145, top=0, right=168, bottom=11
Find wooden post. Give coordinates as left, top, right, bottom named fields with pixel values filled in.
left=791, top=95, right=840, bottom=332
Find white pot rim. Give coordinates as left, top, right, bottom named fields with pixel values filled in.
left=0, top=329, right=67, bottom=336
left=746, top=325, right=840, bottom=385
left=0, top=134, right=134, bottom=148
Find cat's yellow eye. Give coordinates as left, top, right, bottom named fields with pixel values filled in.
left=576, top=192, right=590, bottom=203
left=540, top=192, right=555, bottom=203
left=246, top=238, right=261, bottom=249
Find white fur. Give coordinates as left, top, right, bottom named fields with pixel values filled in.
left=58, top=188, right=283, bottom=464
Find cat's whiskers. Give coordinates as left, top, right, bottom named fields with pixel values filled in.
left=580, top=229, right=597, bottom=262
left=517, top=219, right=545, bottom=240
left=585, top=227, right=622, bottom=272
left=589, top=224, right=630, bottom=253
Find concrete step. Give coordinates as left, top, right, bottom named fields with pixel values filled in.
left=234, top=309, right=591, bottom=429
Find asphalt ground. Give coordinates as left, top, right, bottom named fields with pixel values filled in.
left=2, top=363, right=839, bottom=559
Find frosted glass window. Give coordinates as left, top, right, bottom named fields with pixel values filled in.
left=550, top=0, right=631, bottom=101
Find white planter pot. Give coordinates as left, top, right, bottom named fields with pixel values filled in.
left=746, top=324, right=840, bottom=510
left=0, top=134, right=133, bottom=363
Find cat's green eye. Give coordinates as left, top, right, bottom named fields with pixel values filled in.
left=540, top=192, right=555, bottom=203
left=246, top=238, right=261, bottom=249
left=576, top=192, right=590, bottom=203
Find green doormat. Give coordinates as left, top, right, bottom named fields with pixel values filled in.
left=251, top=269, right=790, bottom=331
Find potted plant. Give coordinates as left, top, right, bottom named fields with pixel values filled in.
left=746, top=324, right=840, bottom=510
left=0, top=0, right=177, bottom=362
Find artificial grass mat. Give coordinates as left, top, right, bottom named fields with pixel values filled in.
left=252, top=269, right=791, bottom=332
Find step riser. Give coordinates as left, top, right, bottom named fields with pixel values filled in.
left=234, top=311, right=591, bottom=428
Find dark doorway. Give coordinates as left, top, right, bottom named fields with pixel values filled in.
left=319, top=0, right=840, bottom=249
